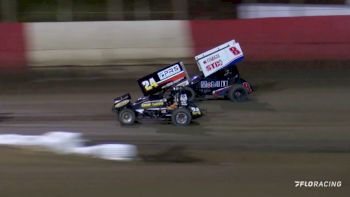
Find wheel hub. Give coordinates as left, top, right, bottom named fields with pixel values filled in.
left=122, top=112, right=133, bottom=123
left=176, top=112, right=188, bottom=125
left=235, top=91, right=242, bottom=98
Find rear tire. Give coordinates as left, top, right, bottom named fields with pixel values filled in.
left=183, top=87, right=196, bottom=102
left=118, top=108, right=136, bottom=125
left=171, top=108, right=192, bottom=126
left=228, top=84, right=248, bottom=102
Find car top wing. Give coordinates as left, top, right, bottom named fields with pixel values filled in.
left=195, top=40, right=244, bottom=77
left=137, top=62, right=190, bottom=96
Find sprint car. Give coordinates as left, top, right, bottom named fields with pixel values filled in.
left=113, top=63, right=202, bottom=126
left=184, top=40, right=253, bottom=102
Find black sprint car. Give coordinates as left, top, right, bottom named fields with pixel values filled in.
left=113, top=86, right=202, bottom=126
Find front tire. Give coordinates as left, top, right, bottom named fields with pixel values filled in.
left=228, top=84, right=248, bottom=102
left=171, top=108, right=192, bottom=126
left=118, top=108, right=136, bottom=125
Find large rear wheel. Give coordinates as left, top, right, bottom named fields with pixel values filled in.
left=183, top=87, right=196, bottom=102
left=171, top=108, right=192, bottom=126
left=118, top=108, right=136, bottom=125
left=228, top=84, right=248, bottom=102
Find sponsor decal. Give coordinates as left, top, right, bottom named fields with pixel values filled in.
left=206, top=60, right=223, bottom=72
left=114, top=100, right=130, bottom=108
left=200, top=80, right=228, bottom=88
left=141, top=101, right=164, bottom=108
left=180, top=94, right=188, bottom=106
left=157, top=64, right=181, bottom=81
left=203, top=54, right=220, bottom=65
left=159, top=71, right=186, bottom=85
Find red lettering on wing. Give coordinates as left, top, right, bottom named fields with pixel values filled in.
left=206, top=60, right=223, bottom=72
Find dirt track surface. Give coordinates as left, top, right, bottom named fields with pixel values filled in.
left=0, top=64, right=349, bottom=196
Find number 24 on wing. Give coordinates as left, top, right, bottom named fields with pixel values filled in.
left=142, top=78, right=158, bottom=91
